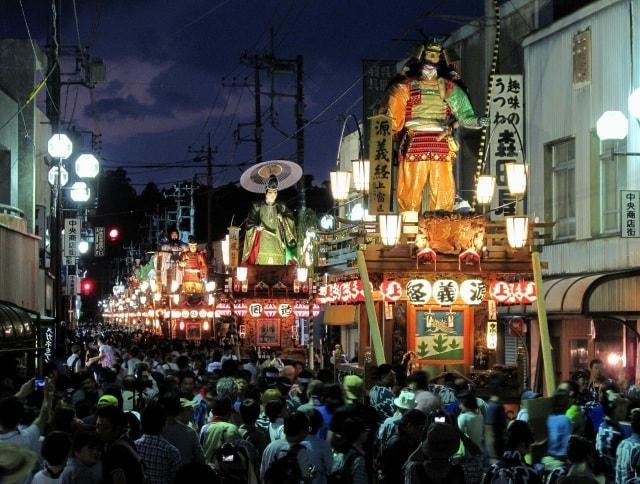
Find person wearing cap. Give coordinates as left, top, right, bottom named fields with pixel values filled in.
left=481, top=420, right=541, bottom=484
left=377, top=388, right=417, bottom=449
left=242, top=174, right=298, bottom=265
left=515, top=390, right=539, bottom=423
left=378, top=410, right=426, bottom=484
left=404, top=422, right=466, bottom=483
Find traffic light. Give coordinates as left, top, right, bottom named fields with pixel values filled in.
left=107, top=227, right=120, bottom=242
left=80, top=278, right=95, bottom=296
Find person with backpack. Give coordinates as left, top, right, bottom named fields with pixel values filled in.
left=302, top=408, right=334, bottom=484
left=378, top=409, right=426, bottom=484
left=328, top=415, right=369, bottom=484
left=481, top=420, right=542, bottom=484
left=66, top=345, right=83, bottom=375
left=261, top=411, right=313, bottom=483
left=404, top=421, right=466, bottom=484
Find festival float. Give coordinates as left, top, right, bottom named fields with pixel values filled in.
left=316, top=40, right=552, bottom=398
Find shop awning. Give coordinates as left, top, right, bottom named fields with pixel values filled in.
left=0, top=301, right=37, bottom=342
left=323, top=305, right=359, bottom=326
left=509, top=269, right=640, bottom=317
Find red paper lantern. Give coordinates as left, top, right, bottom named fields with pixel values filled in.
left=264, top=302, right=277, bottom=318
left=233, top=302, right=248, bottom=317
left=380, top=280, right=402, bottom=302
left=293, top=300, right=310, bottom=318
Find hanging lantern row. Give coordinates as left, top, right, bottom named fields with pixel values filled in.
left=490, top=280, right=537, bottom=305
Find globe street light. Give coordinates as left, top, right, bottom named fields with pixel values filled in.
left=75, top=153, right=100, bottom=178
left=47, top=134, right=73, bottom=160
left=47, top=166, right=69, bottom=188
left=69, top=182, right=91, bottom=203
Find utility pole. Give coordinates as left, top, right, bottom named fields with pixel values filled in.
left=47, top=0, right=64, bottom=327
left=295, top=55, right=305, bottom=211
left=223, top=53, right=271, bottom=163
left=188, top=133, right=218, bottom=261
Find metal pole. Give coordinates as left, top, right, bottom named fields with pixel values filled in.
left=356, top=250, right=385, bottom=365
left=308, top=297, right=314, bottom=370
left=206, top=133, right=213, bottom=262
left=532, top=250, right=555, bottom=395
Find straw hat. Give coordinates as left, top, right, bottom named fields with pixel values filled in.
left=0, top=444, right=38, bottom=484
left=393, top=389, right=417, bottom=410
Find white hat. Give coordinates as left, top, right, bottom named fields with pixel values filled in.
left=393, top=389, right=417, bottom=410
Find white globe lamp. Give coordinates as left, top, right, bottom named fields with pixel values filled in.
left=47, top=134, right=73, bottom=160
left=69, top=182, right=91, bottom=202
left=596, top=111, right=628, bottom=140
left=75, top=153, right=100, bottom=178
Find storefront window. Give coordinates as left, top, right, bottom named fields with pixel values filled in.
left=569, top=338, right=589, bottom=371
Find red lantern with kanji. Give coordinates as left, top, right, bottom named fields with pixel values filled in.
left=311, top=303, right=320, bottom=317
left=520, top=281, right=537, bottom=304
left=491, top=281, right=511, bottom=303
left=380, top=280, right=402, bottom=302
left=233, top=301, right=248, bottom=317
left=293, top=300, right=310, bottom=318
left=264, top=302, right=277, bottom=318
left=215, top=301, right=232, bottom=317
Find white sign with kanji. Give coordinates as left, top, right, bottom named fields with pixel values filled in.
left=489, top=75, right=523, bottom=220
left=64, top=218, right=81, bottom=264
left=622, top=191, right=640, bottom=238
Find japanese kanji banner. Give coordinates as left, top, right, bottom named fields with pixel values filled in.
left=63, top=218, right=80, bottom=266
left=622, top=191, right=640, bottom=238
left=488, top=74, right=523, bottom=220
left=368, top=114, right=393, bottom=214
left=362, top=60, right=397, bottom=149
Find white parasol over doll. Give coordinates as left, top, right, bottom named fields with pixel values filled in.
left=239, top=159, right=302, bottom=193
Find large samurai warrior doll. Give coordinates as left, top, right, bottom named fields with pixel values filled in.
left=379, top=42, right=488, bottom=216
left=242, top=175, right=297, bottom=265
left=179, top=236, right=208, bottom=294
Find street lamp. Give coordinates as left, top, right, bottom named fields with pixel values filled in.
left=596, top=90, right=640, bottom=158
left=69, top=182, right=91, bottom=203
left=378, top=214, right=402, bottom=246
left=596, top=111, right=629, bottom=141
left=48, top=134, right=73, bottom=160
left=476, top=174, right=496, bottom=205
left=77, top=240, right=89, bottom=254
left=47, top=166, right=69, bottom=188
left=506, top=162, right=528, bottom=196
left=75, top=153, right=100, bottom=178
left=505, top=215, right=529, bottom=249
left=352, top=159, right=370, bottom=192
left=330, top=170, right=351, bottom=201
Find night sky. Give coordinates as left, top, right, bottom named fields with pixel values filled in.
left=1, top=1, right=484, bottom=190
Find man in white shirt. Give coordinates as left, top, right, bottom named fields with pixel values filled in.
left=0, top=378, right=53, bottom=456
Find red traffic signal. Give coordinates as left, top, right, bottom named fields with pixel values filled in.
left=107, top=227, right=120, bottom=241
left=80, top=278, right=95, bottom=296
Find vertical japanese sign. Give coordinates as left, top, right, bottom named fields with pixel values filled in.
left=362, top=60, right=396, bottom=149
left=42, top=325, right=55, bottom=365
left=488, top=74, right=524, bottom=219
left=622, top=191, right=640, bottom=238
left=64, top=218, right=80, bottom=266
left=368, top=114, right=393, bottom=214
left=95, top=226, right=105, bottom=257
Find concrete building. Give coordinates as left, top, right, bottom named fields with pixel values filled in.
left=0, top=39, right=53, bottom=317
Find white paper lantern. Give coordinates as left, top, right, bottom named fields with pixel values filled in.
left=406, top=279, right=432, bottom=305
left=460, top=279, right=487, bottom=305
left=330, top=170, right=351, bottom=201
left=596, top=111, right=628, bottom=140
left=432, top=279, right=459, bottom=306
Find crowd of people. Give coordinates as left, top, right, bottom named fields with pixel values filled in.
left=0, top=325, right=639, bottom=484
